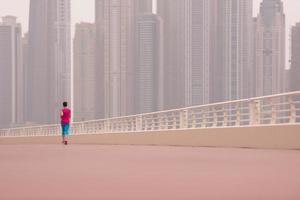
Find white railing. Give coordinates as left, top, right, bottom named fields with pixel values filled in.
left=1, top=91, right=300, bottom=138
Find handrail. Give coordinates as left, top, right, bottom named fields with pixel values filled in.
left=1, top=91, right=300, bottom=137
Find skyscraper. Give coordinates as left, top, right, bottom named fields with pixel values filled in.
left=157, top=0, right=219, bottom=108
left=157, top=0, right=252, bottom=105
left=218, top=0, right=253, bottom=101
left=157, top=0, right=186, bottom=109
left=135, top=14, right=164, bottom=114
left=22, top=33, right=29, bottom=124
left=28, top=0, right=71, bottom=124
left=290, top=22, right=300, bottom=92
left=136, top=0, right=153, bottom=13
left=254, top=0, right=285, bottom=96
left=0, top=16, right=23, bottom=128
left=185, top=0, right=218, bottom=106
left=73, top=23, right=97, bottom=122
left=95, top=0, right=152, bottom=118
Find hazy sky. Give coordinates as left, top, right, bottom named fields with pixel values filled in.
left=0, top=0, right=299, bottom=66
left=0, top=0, right=299, bottom=33
left=0, top=0, right=95, bottom=36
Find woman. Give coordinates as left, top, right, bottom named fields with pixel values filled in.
left=61, top=102, right=71, bottom=145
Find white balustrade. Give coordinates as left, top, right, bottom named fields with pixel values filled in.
left=1, top=91, right=300, bottom=138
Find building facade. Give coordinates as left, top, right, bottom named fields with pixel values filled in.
left=135, top=14, right=164, bottom=114
left=185, top=0, right=217, bottom=106
left=157, top=0, right=186, bottom=109
left=73, top=23, right=97, bottom=122
left=290, top=22, right=300, bottom=92
left=95, top=0, right=152, bottom=118
left=254, top=0, right=285, bottom=96
left=28, top=0, right=71, bottom=124
left=218, top=0, right=253, bottom=101
left=0, top=16, right=23, bottom=128
left=157, top=0, right=252, bottom=106
left=22, top=33, right=30, bottom=125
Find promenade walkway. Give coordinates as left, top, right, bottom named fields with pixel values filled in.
left=1, top=144, right=300, bottom=200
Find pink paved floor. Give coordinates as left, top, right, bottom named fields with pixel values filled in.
left=0, top=145, right=300, bottom=200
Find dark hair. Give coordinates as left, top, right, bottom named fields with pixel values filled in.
left=63, top=102, right=68, bottom=107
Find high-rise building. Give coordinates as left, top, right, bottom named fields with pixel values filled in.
left=95, top=0, right=152, bottom=118
left=73, top=23, right=97, bottom=122
left=252, top=17, right=259, bottom=97
left=186, top=0, right=218, bottom=106
left=254, top=0, right=285, bottom=96
left=94, top=0, right=105, bottom=119
left=290, top=22, right=300, bottom=92
left=283, top=68, right=290, bottom=92
left=157, top=0, right=252, bottom=105
left=28, top=0, right=71, bottom=124
left=22, top=33, right=29, bottom=124
left=136, top=0, right=153, bottom=13
left=135, top=14, right=164, bottom=114
left=218, top=0, right=253, bottom=101
left=0, top=16, right=23, bottom=128
left=157, top=0, right=218, bottom=108
left=157, top=0, right=186, bottom=109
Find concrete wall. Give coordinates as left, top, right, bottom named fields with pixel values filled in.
left=1, top=124, right=300, bottom=150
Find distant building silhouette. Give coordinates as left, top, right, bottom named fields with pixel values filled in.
left=157, top=0, right=186, bottom=109
left=283, top=68, right=290, bottom=93
left=0, top=16, right=23, bottom=128
left=157, top=0, right=253, bottom=107
left=254, top=0, right=286, bottom=96
left=95, top=0, right=152, bottom=118
left=185, top=0, right=218, bottom=106
left=290, top=22, right=300, bottom=92
left=22, top=33, right=29, bottom=124
left=27, top=0, right=71, bottom=124
left=217, top=0, right=253, bottom=101
left=135, top=14, right=164, bottom=114
left=73, top=23, right=97, bottom=122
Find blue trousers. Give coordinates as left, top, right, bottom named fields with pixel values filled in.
left=61, top=124, right=70, bottom=136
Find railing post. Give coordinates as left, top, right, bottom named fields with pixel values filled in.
left=163, top=113, right=168, bottom=130
left=119, top=120, right=122, bottom=132
left=201, top=109, right=207, bottom=128
left=131, top=118, right=134, bottom=132
left=119, top=120, right=123, bottom=132
left=152, top=116, right=156, bottom=130
left=144, top=117, right=149, bottom=131
left=172, top=112, right=177, bottom=129
left=180, top=109, right=188, bottom=129
left=150, top=116, right=154, bottom=131
left=58, top=125, right=61, bottom=136
left=190, top=111, right=196, bottom=128
left=80, top=123, right=83, bottom=135
left=120, top=119, right=124, bottom=132
left=212, top=107, right=218, bottom=127
left=136, top=115, right=142, bottom=132
left=249, top=100, right=260, bottom=125
left=104, top=120, right=110, bottom=133
left=158, top=114, right=163, bottom=130
left=289, top=96, right=296, bottom=123
left=115, top=120, right=119, bottom=132
left=74, top=124, right=77, bottom=135
left=270, top=98, right=277, bottom=124
left=223, top=105, right=228, bottom=127
left=125, top=119, right=128, bottom=132
left=236, top=103, right=241, bottom=126
left=126, top=118, right=130, bottom=132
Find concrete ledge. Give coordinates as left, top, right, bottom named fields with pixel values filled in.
left=1, top=124, right=300, bottom=150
